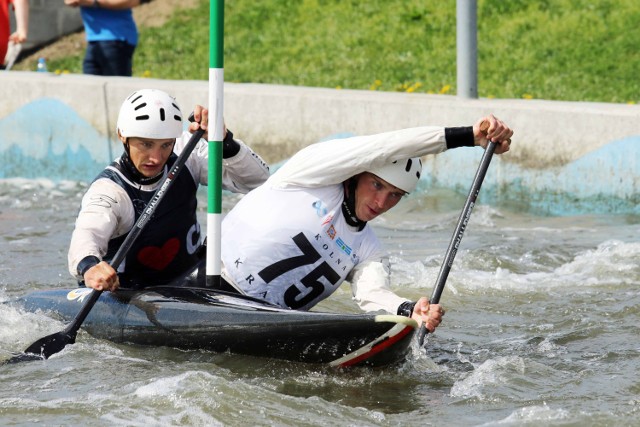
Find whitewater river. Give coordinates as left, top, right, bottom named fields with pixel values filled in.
left=0, top=178, right=638, bottom=426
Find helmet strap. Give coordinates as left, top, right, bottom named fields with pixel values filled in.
left=342, top=177, right=366, bottom=231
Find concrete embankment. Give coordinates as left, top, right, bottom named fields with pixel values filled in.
left=0, top=71, right=638, bottom=215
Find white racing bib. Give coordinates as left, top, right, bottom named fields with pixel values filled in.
left=221, top=184, right=380, bottom=310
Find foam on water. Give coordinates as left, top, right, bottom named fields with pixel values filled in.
left=480, top=404, right=571, bottom=425
left=453, top=239, right=640, bottom=293
left=1, top=178, right=639, bottom=426
left=449, top=353, right=577, bottom=405
left=0, top=297, right=66, bottom=352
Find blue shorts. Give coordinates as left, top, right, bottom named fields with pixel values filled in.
left=83, top=40, right=136, bottom=76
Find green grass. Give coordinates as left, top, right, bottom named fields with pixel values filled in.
left=45, top=0, right=640, bottom=103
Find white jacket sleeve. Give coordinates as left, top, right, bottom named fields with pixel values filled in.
left=348, top=258, right=410, bottom=314
left=176, top=131, right=269, bottom=194
left=67, top=178, right=135, bottom=280
left=221, top=137, right=270, bottom=193
left=270, top=126, right=447, bottom=188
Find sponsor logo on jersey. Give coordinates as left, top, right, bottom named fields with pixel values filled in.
left=313, top=200, right=335, bottom=225
left=335, top=237, right=352, bottom=255
left=312, top=200, right=327, bottom=217
left=326, top=225, right=336, bottom=240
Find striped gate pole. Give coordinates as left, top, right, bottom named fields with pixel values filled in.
left=207, top=0, right=224, bottom=287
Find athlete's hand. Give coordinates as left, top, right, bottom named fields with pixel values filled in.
left=83, top=261, right=120, bottom=292
left=411, top=297, right=444, bottom=333
left=190, top=105, right=232, bottom=143
left=189, top=105, right=216, bottom=141
left=473, top=114, right=514, bottom=154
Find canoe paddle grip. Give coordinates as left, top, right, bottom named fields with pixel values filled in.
left=417, top=139, right=497, bottom=346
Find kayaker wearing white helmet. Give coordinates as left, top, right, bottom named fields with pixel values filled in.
left=68, top=89, right=270, bottom=292
left=221, top=114, right=513, bottom=333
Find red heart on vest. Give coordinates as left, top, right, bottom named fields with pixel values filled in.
left=137, top=238, right=180, bottom=271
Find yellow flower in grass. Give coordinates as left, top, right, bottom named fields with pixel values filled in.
left=369, top=79, right=382, bottom=90
left=142, top=70, right=152, bottom=78
left=439, top=84, right=451, bottom=94
left=406, top=82, right=423, bottom=93
left=396, top=82, right=410, bottom=92
left=522, top=93, right=533, bottom=99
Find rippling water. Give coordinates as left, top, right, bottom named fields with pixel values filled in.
left=1, top=179, right=639, bottom=426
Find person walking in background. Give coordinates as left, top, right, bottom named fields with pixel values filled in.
left=1, top=0, right=28, bottom=70
left=64, top=0, right=151, bottom=76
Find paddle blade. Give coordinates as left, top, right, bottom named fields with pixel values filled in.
left=4, top=331, right=75, bottom=364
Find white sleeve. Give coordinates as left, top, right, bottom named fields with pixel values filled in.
left=221, top=137, right=270, bottom=193
left=270, top=126, right=447, bottom=188
left=348, top=258, right=410, bottom=314
left=176, top=131, right=270, bottom=194
left=67, top=178, right=135, bottom=280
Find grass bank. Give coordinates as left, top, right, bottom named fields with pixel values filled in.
left=44, top=0, right=640, bottom=104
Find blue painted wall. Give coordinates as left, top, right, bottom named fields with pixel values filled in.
left=420, top=136, right=639, bottom=216
left=0, top=98, right=112, bottom=182
left=1, top=98, right=638, bottom=216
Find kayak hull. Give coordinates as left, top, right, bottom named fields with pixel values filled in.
left=16, top=286, right=417, bottom=367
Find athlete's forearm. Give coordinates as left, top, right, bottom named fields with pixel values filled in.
left=67, top=179, right=134, bottom=280
left=177, top=130, right=270, bottom=193
left=349, top=260, right=408, bottom=314
left=221, top=138, right=270, bottom=193
left=269, top=126, right=447, bottom=189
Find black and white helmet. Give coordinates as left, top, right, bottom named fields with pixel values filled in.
left=368, top=157, right=423, bottom=193
left=116, top=89, right=183, bottom=139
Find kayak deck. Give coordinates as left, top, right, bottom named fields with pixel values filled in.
left=17, top=286, right=417, bottom=367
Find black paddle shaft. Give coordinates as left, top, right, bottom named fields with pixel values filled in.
left=418, top=140, right=497, bottom=346
left=5, top=127, right=205, bottom=363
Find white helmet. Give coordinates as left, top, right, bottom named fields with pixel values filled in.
left=369, top=157, right=422, bottom=193
left=116, top=89, right=183, bottom=139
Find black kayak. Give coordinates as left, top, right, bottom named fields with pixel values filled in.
left=15, top=286, right=417, bottom=368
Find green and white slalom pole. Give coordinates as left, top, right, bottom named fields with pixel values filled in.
left=207, top=0, right=224, bottom=288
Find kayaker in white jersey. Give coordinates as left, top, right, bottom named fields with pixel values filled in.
left=221, top=114, right=514, bottom=332
left=68, top=89, right=269, bottom=292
